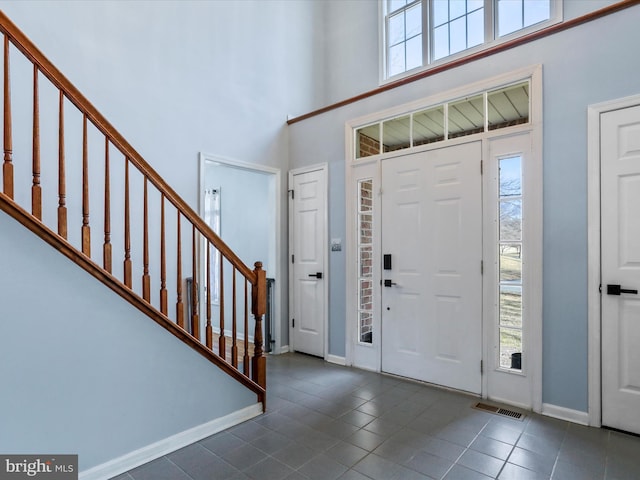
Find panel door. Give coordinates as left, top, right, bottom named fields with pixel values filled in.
left=601, top=105, right=640, bottom=434
left=291, top=168, right=326, bottom=357
left=381, top=142, right=482, bottom=393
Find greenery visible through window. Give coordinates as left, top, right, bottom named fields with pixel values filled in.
left=384, top=0, right=554, bottom=79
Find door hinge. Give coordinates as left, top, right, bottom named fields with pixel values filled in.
left=480, top=360, right=484, bottom=374
left=480, top=160, right=483, bottom=175
left=292, top=318, right=295, bottom=328
left=481, top=260, right=484, bottom=274
left=288, top=189, right=294, bottom=199
left=291, top=254, right=294, bottom=264
left=599, top=284, right=602, bottom=293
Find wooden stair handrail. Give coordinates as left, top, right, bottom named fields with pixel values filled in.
left=0, top=10, right=255, bottom=283
left=0, top=191, right=266, bottom=403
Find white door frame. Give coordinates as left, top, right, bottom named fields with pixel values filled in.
left=288, top=163, right=329, bottom=359
left=587, top=93, right=640, bottom=427
left=198, top=153, right=283, bottom=354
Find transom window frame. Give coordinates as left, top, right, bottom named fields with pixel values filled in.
left=381, top=0, right=562, bottom=81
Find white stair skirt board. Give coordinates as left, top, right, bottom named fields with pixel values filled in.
left=542, top=403, right=589, bottom=426
left=326, top=354, right=346, bottom=366
left=79, top=403, right=263, bottom=480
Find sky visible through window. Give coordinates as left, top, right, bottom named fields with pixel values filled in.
left=386, top=0, right=552, bottom=78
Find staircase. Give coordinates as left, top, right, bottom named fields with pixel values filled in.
left=0, top=4, right=266, bottom=437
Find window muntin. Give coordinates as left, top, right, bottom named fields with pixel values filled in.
left=383, top=0, right=555, bottom=79
left=498, top=155, right=523, bottom=370
left=354, top=80, right=529, bottom=159
left=358, top=179, right=374, bottom=344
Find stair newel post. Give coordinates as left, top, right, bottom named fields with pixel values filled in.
left=3, top=35, right=13, bottom=199
left=32, top=64, right=41, bottom=220
left=81, top=114, right=90, bottom=257
left=244, top=280, right=250, bottom=376
left=176, top=211, right=184, bottom=328
left=57, top=90, right=67, bottom=238
left=251, top=261, right=267, bottom=390
left=123, top=157, right=132, bottom=288
left=191, top=225, right=200, bottom=339
left=103, top=138, right=112, bottom=273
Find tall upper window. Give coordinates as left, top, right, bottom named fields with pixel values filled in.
left=384, top=0, right=557, bottom=79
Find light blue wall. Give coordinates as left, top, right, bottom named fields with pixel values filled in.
left=289, top=4, right=640, bottom=412
left=0, top=210, right=256, bottom=471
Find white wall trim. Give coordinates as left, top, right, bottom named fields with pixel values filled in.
left=198, top=153, right=283, bottom=355
left=288, top=163, right=329, bottom=360
left=586, top=93, right=640, bottom=428
left=80, top=403, right=262, bottom=480
left=326, top=354, right=347, bottom=366
left=541, top=403, right=589, bottom=426
left=279, top=345, right=290, bottom=354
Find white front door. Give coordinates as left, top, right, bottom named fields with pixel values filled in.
left=290, top=167, right=327, bottom=357
left=601, top=105, right=640, bottom=434
left=381, top=142, right=482, bottom=393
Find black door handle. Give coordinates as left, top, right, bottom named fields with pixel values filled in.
left=384, top=279, right=397, bottom=287
left=308, top=272, right=323, bottom=279
left=607, top=284, right=638, bottom=295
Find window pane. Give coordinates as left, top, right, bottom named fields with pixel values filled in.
left=356, top=124, right=381, bottom=158
left=500, top=244, right=522, bottom=282
left=448, top=94, right=484, bottom=138
left=388, top=0, right=407, bottom=14
left=500, top=285, right=522, bottom=327
left=468, top=0, right=484, bottom=11
left=499, top=156, right=522, bottom=196
left=360, top=215, right=373, bottom=244
left=360, top=311, right=373, bottom=343
left=360, top=246, right=373, bottom=278
left=413, top=106, right=445, bottom=145
left=524, top=0, right=550, bottom=26
left=406, top=3, right=422, bottom=38
left=500, top=327, right=522, bottom=369
left=383, top=115, right=411, bottom=152
left=433, top=24, right=449, bottom=60
left=359, top=180, right=373, bottom=212
left=388, top=43, right=406, bottom=77
left=500, top=199, right=522, bottom=241
left=498, top=0, right=523, bottom=37
left=450, top=0, right=466, bottom=19
left=468, top=8, right=484, bottom=48
left=449, top=16, right=466, bottom=54
left=488, top=82, right=529, bottom=130
left=433, top=0, right=449, bottom=26
left=405, top=35, right=422, bottom=71
left=389, top=12, right=406, bottom=46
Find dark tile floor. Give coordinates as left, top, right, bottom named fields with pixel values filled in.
left=113, top=353, right=640, bottom=480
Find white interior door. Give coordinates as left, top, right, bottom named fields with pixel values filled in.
left=290, top=167, right=327, bottom=357
left=601, top=105, right=640, bottom=434
left=381, top=142, right=482, bottom=393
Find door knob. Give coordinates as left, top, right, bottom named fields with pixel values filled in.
left=384, top=279, right=397, bottom=287
left=308, top=272, right=323, bottom=279
left=607, top=284, right=638, bottom=295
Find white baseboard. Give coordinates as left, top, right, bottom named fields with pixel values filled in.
left=279, top=345, right=289, bottom=354
left=326, top=354, right=346, bottom=366
left=542, top=403, right=589, bottom=426
left=79, top=403, right=263, bottom=480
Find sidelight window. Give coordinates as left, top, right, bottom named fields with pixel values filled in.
left=358, top=179, right=374, bottom=344
left=498, top=155, right=523, bottom=370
